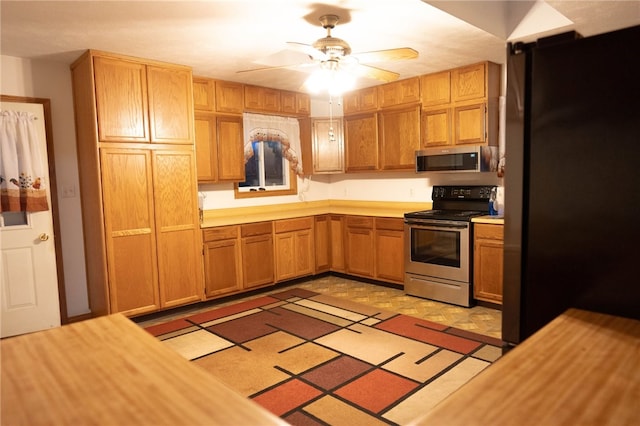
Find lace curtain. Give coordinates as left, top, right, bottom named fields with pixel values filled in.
left=243, top=113, right=304, bottom=177
left=0, top=110, right=49, bottom=212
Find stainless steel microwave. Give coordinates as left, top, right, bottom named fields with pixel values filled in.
left=415, top=145, right=498, bottom=173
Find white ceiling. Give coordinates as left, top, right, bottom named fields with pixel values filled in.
left=1, top=1, right=638, bottom=94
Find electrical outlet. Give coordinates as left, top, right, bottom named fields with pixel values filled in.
left=62, top=185, right=76, bottom=198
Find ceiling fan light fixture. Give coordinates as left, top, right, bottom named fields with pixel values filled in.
left=304, top=62, right=355, bottom=96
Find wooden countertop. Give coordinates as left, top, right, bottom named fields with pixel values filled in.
left=0, top=314, right=287, bottom=426
left=471, top=215, right=504, bottom=225
left=410, top=309, right=640, bottom=426
left=201, top=199, right=432, bottom=228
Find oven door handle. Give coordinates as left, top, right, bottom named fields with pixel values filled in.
left=404, top=219, right=469, bottom=229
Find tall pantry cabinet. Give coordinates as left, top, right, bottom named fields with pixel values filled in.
left=71, top=50, right=204, bottom=317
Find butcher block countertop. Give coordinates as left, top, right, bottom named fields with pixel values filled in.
left=0, top=314, right=287, bottom=426
left=471, top=215, right=504, bottom=225
left=201, top=199, right=432, bottom=228
left=410, top=309, right=640, bottom=426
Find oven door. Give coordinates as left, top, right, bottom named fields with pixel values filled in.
left=404, top=219, right=470, bottom=283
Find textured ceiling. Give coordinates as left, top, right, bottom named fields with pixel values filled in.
left=1, top=1, right=638, bottom=94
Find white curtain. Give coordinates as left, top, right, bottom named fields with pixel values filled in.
left=243, top=113, right=304, bottom=177
left=0, top=110, right=49, bottom=212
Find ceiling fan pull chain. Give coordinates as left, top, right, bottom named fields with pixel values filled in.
left=328, top=94, right=336, bottom=142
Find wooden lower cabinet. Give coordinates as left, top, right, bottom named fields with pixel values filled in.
left=345, top=216, right=375, bottom=278
left=473, top=223, right=504, bottom=304
left=374, top=218, right=405, bottom=284
left=241, top=222, right=274, bottom=289
left=329, top=215, right=345, bottom=272
left=203, top=226, right=242, bottom=297
left=314, top=215, right=330, bottom=273
left=274, top=217, right=314, bottom=282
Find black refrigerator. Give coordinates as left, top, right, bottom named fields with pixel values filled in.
left=502, top=25, right=640, bottom=345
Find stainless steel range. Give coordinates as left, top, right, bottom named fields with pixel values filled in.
left=404, top=185, right=496, bottom=307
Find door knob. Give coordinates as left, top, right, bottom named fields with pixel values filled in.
left=39, top=233, right=49, bottom=241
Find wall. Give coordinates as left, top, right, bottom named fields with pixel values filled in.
left=1, top=55, right=90, bottom=317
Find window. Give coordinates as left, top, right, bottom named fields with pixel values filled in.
left=235, top=113, right=302, bottom=199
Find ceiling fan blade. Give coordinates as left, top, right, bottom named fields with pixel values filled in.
left=351, top=64, right=400, bottom=82
left=237, top=62, right=316, bottom=74
left=351, top=47, right=418, bottom=63
left=286, top=42, right=327, bottom=61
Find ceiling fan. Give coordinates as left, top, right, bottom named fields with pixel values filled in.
left=238, top=14, right=418, bottom=88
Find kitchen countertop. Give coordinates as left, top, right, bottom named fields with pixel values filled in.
left=201, top=199, right=432, bottom=228
left=472, top=215, right=504, bottom=225
left=0, top=314, right=287, bottom=426
left=410, top=309, right=640, bottom=426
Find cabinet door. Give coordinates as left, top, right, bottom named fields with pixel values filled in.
left=421, top=108, right=451, bottom=147
left=379, top=105, right=421, bottom=170
left=329, top=215, right=345, bottom=272
left=215, top=81, right=244, bottom=113
left=420, top=71, right=451, bottom=107
left=312, top=118, right=344, bottom=173
left=344, top=113, right=378, bottom=172
left=281, top=91, right=297, bottom=114
left=217, top=115, right=245, bottom=181
left=93, top=56, right=149, bottom=143
left=378, top=77, right=420, bottom=108
left=193, top=77, right=216, bottom=112
left=100, top=148, right=159, bottom=315
left=153, top=150, right=204, bottom=307
left=194, top=113, right=218, bottom=182
left=315, top=215, right=330, bottom=273
left=275, top=232, right=297, bottom=281
left=452, top=63, right=486, bottom=102
left=147, top=65, right=194, bottom=144
left=204, top=239, right=242, bottom=297
left=454, top=103, right=486, bottom=145
left=242, top=234, right=274, bottom=288
left=296, top=93, right=311, bottom=115
left=375, top=229, right=404, bottom=284
left=474, top=224, right=504, bottom=304
left=345, top=217, right=375, bottom=278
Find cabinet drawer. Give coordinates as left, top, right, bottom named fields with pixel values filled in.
left=475, top=223, right=503, bottom=240
left=274, top=217, right=313, bottom=233
left=241, top=221, right=273, bottom=237
left=203, top=225, right=239, bottom=242
left=346, top=216, right=374, bottom=229
left=375, top=217, right=404, bottom=231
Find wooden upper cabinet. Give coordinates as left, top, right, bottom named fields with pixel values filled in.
left=215, top=80, right=244, bottom=114
left=147, top=65, right=194, bottom=144
left=344, top=113, right=378, bottom=172
left=244, top=85, right=281, bottom=113
left=93, top=56, right=149, bottom=142
left=420, top=71, right=451, bottom=107
left=343, top=86, right=378, bottom=115
left=281, top=91, right=311, bottom=116
left=193, top=77, right=216, bottom=112
left=194, top=113, right=218, bottom=182
left=452, top=63, right=486, bottom=102
left=92, top=55, right=194, bottom=144
left=378, top=77, right=420, bottom=109
left=379, top=104, right=421, bottom=170
left=216, top=115, right=245, bottom=181
left=311, top=118, right=344, bottom=174
left=421, top=108, right=451, bottom=148
left=454, top=103, right=487, bottom=145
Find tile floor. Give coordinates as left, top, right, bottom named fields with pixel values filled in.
left=137, top=275, right=502, bottom=340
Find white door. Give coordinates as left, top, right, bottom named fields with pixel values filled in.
left=1, top=101, right=61, bottom=338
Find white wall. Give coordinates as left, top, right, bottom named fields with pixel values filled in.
left=1, top=55, right=90, bottom=317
